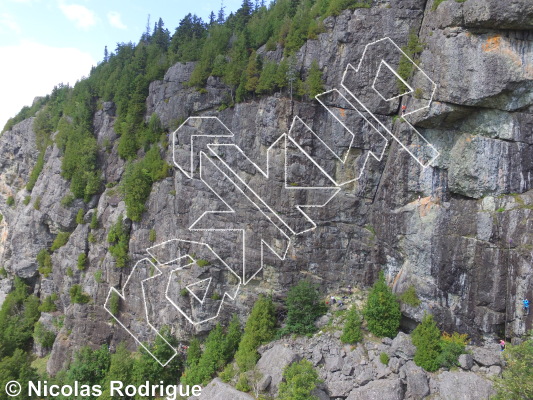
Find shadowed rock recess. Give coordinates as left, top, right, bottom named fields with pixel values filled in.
left=0, top=0, right=532, bottom=398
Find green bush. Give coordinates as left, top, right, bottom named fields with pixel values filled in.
left=76, top=208, right=85, bottom=224
left=37, top=249, right=52, bottom=277
left=279, top=280, right=327, bottom=337
left=50, top=232, right=71, bottom=251
left=235, top=295, right=277, bottom=371
left=122, top=146, right=168, bottom=221
left=397, top=30, right=425, bottom=92
left=23, top=196, right=31, bottom=205
left=109, top=291, right=120, bottom=316
left=77, top=253, right=87, bottom=270
left=363, top=271, right=401, bottom=338
left=60, top=194, right=75, bottom=207
left=182, top=317, right=242, bottom=386
left=341, top=306, right=363, bottom=344
left=412, top=313, right=442, bottom=372
left=149, top=228, right=156, bottom=242
left=69, top=284, right=90, bottom=304
left=235, top=373, right=251, bottom=392
left=90, top=211, right=98, bottom=229
left=33, top=322, right=56, bottom=348
left=219, top=363, right=237, bottom=383
left=33, top=196, right=41, bottom=210
left=94, top=270, right=103, bottom=283
left=107, top=214, right=130, bottom=268
left=278, top=359, right=321, bottom=400
left=66, top=267, right=73, bottom=277
left=38, top=293, right=58, bottom=312
left=380, top=352, right=390, bottom=365
left=197, top=259, right=210, bottom=267
left=6, top=196, right=14, bottom=207
left=437, top=332, right=468, bottom=368
left=399, top=285, right=421, bottom=307
left=493, top=331, right=533, bottom=399
left=0, top=277, right=41, bottom=358
left=88, top=233, right=96, bottom=243
left=431, top=0, right=447, bottom=11
left=26, top=151, right=45, bottom=191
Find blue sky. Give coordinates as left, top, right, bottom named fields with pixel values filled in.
left=0, top=0, right=244, bottom=129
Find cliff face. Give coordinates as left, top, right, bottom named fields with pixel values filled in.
left=0, top=0, right=532, bottom=375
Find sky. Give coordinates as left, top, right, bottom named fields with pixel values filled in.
left=0, top=0, right=244, bottom=130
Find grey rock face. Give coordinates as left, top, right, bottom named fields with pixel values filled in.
left=187, top=378, right=253, bottom=400
left=432, top=371, right=496, bottom=400
left=469, top=345, right=503, bottom=367
left=458, top=353, right=474, bottom=370
left=401, top=361, right=430, bottom=400
left=347, top=378, right=404, bottom=400
left=390, top=332, right=416, bottom=360
left=255, top=344, right=300, bottom=395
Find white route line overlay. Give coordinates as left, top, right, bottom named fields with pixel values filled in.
left=104, top=36, right=440, bottom=365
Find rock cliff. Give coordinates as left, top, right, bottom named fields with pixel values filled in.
left=0, top=0, right=532, bottom=390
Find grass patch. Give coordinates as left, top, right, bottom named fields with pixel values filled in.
left=399, top=285, right=421, bottom=307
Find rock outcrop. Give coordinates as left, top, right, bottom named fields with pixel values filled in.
left=0, top=0, right=531, bottom=392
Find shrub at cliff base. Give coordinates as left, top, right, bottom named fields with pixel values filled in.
left=363, top=271, right=401, bottom=338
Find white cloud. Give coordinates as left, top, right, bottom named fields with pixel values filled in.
left=0, top=13, right=21, bottom=33
left=58, top=2, right=97, bottom=29
left=0, top=41, right=95, bottom=130
left=107, top=11, right=127, bottom=30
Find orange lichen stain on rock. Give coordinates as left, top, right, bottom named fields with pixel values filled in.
left=418, top=196, right=434, bottom=217
left=339, top=108, right=346, bottom=118
left=482, top=35, right=502, bottom=52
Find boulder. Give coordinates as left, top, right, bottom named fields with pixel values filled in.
left=347, top=378, right=404, bottom=400
left=432, top=371, right=495, bottom=400
left=390, top=332, right=416, bottom=360
left=187, top=378, right=254, bottom=400
left=458, top=354, right=474, bottom=370
left=401, top=361, right=429, bottom=400
left=255, top=344, right=300, bottom=395
left=469, top=346, right=502, bottom=366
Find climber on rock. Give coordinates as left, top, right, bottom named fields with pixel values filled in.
left=523, top=299, right=530, bottom=315
left=499, top=339, right=505, bottom=351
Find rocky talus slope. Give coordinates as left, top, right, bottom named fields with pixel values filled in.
left=0, top=0, right=532, bottom=397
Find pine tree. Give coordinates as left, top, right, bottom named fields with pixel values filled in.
left=257, top=61, right=278, bottom=94
left=340, top=305, right=363, bottom=344
left=278, top=360, right=321, bottom=400
left=411, top=313, right=442, bottom=372
left=305, top=60, right=324, bottom=98
left=235, top=295, right=276, bottom=371
left=244, top=50, right=260, bottom=93
left=217, top=1, right=226, bottom=24
left=363, top=271, right=401, bottom=338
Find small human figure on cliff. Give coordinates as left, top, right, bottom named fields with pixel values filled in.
left=499, top=340, right=505, bottom=351
left=523, top=299, right=530, bottom=315
left=330, top=296, right=336, bottom=305
left=401, top=105, right=406, bottom=115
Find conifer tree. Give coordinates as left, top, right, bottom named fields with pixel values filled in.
left=305, top=60, right=324, bottom=98
left=244, top=50, right=260, bottom=93
left=411, top=313, right=442, bottom=372
left=235, top=295, right=276, bottom=371
left=340, top=305, right=363, bottom=344
left=363, top=271, right=401, bottom=338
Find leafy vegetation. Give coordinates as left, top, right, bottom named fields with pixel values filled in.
left=38, top=293, right=58, bottom=313
left=6, top=196, right=14, bottom=207
left=107, top=214, right=130, bottom=267
left=279, top=280, right=327, bottom=337
left=363, top=271, right=401, bottom=338
left=493, top=331, right=533, bottom=399
left=340, top=305, right=363, bottom=344
left=33, top=322, right=56, bottom=349
left=77, top=253, right=87, bottom=270
left=69, top=284, right=90, bottom=304
left=412, top=313, right=442, bottom=372
left=396, top=30, right=424, bottom=92
left=121, top=145, right=168, bottom=221
left=26, top=151, right=45, bottom=192
left=235, top=295, right=276, bottom=371
left=36, top=249, right=53, bottom=277
left=380, top=352, right=390, bottom=365
left=90, top=210, right=99, bottom=229
left=399, top=285, right=421, bottom=307
left=278, top=359, right=321, bottom=400
left=76, top=208, right=85, bottom=224
left=181, top=316, right=242, bottom=385
left=50, top=231, right=71, bottom=251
